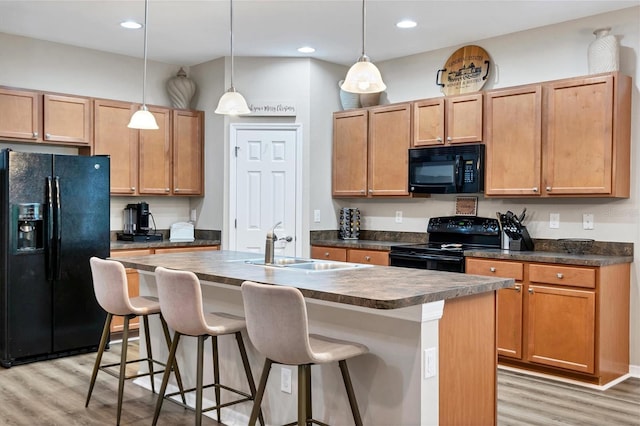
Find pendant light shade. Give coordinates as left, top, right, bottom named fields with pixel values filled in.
left=215, top=0, right=250, bottom=115
left=341, top=0, right=386, bottom=94
left=128, top=0, right=159, bottom=129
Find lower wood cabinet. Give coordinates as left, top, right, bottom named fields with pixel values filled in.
left=466, top=257, right=629, bottom=385
left=109, top=245, right=219, bottom=333
left=310, top=245, right=389, bottom=266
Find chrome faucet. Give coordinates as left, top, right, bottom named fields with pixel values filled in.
left=264, top=221, right=282, bottom=265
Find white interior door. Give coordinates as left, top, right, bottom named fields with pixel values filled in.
left=230, top=124, right=301, bottom=257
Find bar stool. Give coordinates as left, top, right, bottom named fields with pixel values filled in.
left=241, top=281, right=369, bottom=426
left=86, top=257, right=185, bottom=426
left=152, top=267, right=264, bottom=426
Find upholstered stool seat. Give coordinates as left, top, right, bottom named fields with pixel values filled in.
left=86, top=257, right=185, bottom=426
left=152, top=266, right=264, bottom=426
left=241, top=280, right=369, bottom=426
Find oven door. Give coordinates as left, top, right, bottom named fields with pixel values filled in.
left=389, top=252, right=465, bottom=273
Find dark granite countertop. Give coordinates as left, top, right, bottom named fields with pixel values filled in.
left=111, top=239, right=221, bottom=251
left=115, top=250, right=513, bottom=310
left=464, top=249, right=633, bottom=266
left=311, top=239, right=413, bottom=251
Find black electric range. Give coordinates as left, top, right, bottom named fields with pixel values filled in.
left=389, top=216, right=501, bottom=272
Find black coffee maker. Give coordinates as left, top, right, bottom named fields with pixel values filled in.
left=117, top=202, right=162, bottom=241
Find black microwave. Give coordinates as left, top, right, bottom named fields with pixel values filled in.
left=409, top=144, right=484, bottom=194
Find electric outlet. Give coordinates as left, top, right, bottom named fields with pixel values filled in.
left=280, top=367, right=292, bottom=394
left=313, top=209, right=321, bottom=223
left=549, top=213, right=560, bottom=229
left=190, top=209, right=197, bottom=222
left=424, top=347, right=437, bottom=378
left=583, top=213, right=594, bottom=230
left=395, top=211, right=403, bottom=224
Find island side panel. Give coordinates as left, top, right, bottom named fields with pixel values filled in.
left=439, top=291, right=497, bottom=426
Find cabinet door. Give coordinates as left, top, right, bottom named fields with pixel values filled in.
left=94, top=99, right=138, bottom=195
left=347, top=249, right=389, bottom=266
left=446, top=93, right=483, bottom=144
left=543, top=75, right=614, bottom=195
left=172, top=110, right=203, bottom=195
left=0, top=88, right=40, bottom=141
left=368, top=103, right=411, bottom=196
left=526, top=284, right=595, bottom=374
left=310, top=246, right=347, bottom=262
left=413, top=98, right=445, bottom=146
left=484, top=86, right=542, bottom=196
left=43, top=94, right=92, bottom=145
left=466, top=258, right=524, bottom=359
left=332, top=110, right=368, bottom=197
left=139, top=106, right=172, bottom=195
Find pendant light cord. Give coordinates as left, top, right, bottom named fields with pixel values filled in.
left=229, top=0, right=235, bottom=90
left=361, top=0, right=366, bottom=57
left=142, top=0, right=149, bottom=107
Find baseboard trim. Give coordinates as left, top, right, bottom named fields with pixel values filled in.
left=497, top=364, right=633, bottom=391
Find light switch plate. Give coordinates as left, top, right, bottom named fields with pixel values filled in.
left=281, top=367, right=292, bottom=394
left=583, top=213, right=594, bottom=230
left=550, top=213, right=560, bottom=229
left=395, top=211, right=403, bottom=223
left=313, top=209, right=321, bottom=223
left=424, top=348, right=437, bottom=378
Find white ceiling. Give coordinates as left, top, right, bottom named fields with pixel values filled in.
left=0, top=1, right=637, bottom=66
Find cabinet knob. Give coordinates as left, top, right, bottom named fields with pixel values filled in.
left=437, top=137, right=443, bottom=143
left=546, top=186, right=552, bottom=192
left=324, top=252, right=330, bottom=258
left=165, top=188, right=170, bottom=192
left=556, top=273, right=564, bottom=279
left=489, top=267, right=496, bottom=272
left=45, top=133, right=51, bottom=139
left=360, top=190, right=366, bottom=194
left=32, top=132, right=38, bottom=138
left=532, top=187, right=538, bottom=192
left=130, top=187, right=135, bottom=191
left=368, top=189, right=373, bottom=194
left=528, top=288, right=534, bottom=294
left=365, top=256, right=371, bottom=261
left=446, top=136, right=452, bottom=142
left=175, top=188, right=180, bottom=192
left=515, top=285, right=521, bottom=293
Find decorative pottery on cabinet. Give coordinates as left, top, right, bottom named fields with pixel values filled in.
left=588, top=28, right=620, bottom=74
left=166, top=67, right=197, bottom=109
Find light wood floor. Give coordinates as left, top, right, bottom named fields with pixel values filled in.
left=0, top=340, right=638, bottom=425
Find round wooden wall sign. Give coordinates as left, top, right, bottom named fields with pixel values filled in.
left=437, top=45, right=491, bottom=95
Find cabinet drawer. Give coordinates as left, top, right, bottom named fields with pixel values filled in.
left=347, top=249, right=389, bottom=266
left=466, top=258, right=524, bottom=281
left=311, top=246, right=347, bottom=262
left=529, top=264, right=595, bottom=288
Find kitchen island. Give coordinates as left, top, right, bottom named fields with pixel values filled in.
left=116, top=250, right=514, bottom=426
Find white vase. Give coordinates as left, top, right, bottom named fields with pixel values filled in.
left=338, top=80, right=360, bottom=110
left=166, top=67, right=197, bottom=109
left=587, top=28, right=619, bottom=74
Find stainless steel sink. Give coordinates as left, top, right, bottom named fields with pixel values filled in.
left=236, top=257, right=315, bottom=266
left=229, top=257, right=372, bottom=272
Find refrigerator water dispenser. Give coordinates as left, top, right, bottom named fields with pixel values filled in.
left=15, top=203, right=44, bottom=252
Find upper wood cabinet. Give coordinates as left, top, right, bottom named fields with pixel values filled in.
left=485, top=72, right=631, bottom=198
left=93, top=99, right=139, bottom=195
left=0, top=88, right=92, bottom=145
left=172, top=109, right=204, bottom=196
left=413, top=93, right=483, bottom=146
left=332, top=103, right=411, bottom=198
left=94, top=100, right=204, bottom=196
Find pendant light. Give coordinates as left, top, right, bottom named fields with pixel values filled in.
left=128, top=0, right=159, bottom=129
left=341, top=0, right=386, bottom=94
left=215, top=0, right=250, bottom=115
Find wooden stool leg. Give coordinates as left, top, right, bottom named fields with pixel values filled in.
left=235, top=332, right=265, bottom=426
left=339, top=360, right=363, bottom=426
left=152, top=333, right=181, bottom=426
left=85, top=312, right=112, bottom=407
left=196, top=335, right=205, bottom=426
left=116, top=316, right=130, bottom=426
left=248, top=358, right=272, bottom=426
left=212, top=336, right=221, bottom=422
left=159, top=315, right=186, bottom=404
left=142, top=314, right=155, bottom=394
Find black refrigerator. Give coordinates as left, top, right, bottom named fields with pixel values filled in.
left=0, top=149, right=110, bottom=367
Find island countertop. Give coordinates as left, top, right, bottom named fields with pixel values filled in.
left=114, top=250, right=514, bottom=310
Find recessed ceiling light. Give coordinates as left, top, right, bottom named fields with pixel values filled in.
left=120, top=20, right=143, bottom=30
left=396, top=20, right=417, bottom=29
left=297, top=46, right=316, bottom=54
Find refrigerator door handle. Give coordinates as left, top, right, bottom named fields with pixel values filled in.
left=54, top=176, right=62, bottom=280
left=46, top=176, right=55, bottom=281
